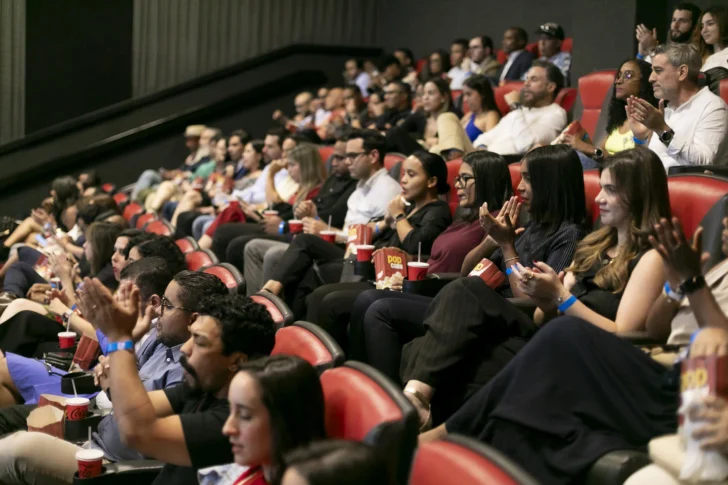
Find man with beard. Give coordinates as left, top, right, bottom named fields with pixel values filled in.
left=636, top=3, right=702, bottom=62
left=473, top=61, right=567, bottom=155
left=0, top=269, right=239, bottom=484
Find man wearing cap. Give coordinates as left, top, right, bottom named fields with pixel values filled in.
left=536, top=23, right=571, bottom=86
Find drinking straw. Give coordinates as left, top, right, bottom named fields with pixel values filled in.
left=418, top=242, right=421, bottom=263
left=328, top=216, right=332, bottom=231
left=87, top=427, right=92, bottom=448
left=71, top=379, right=78, bottom=398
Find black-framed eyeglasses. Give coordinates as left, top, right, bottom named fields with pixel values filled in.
left=160, top=295, right=194, bottom=316
left=615, top=70, right=640, bottom=82
left=344, top=151, right=370, bottom=161
left=454, top=174, right=476, bottom=187
left=331, top=154, right=346, bottom=162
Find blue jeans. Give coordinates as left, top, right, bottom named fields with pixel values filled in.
left=578, top=151, right=599, bottom=169
left=192, top=215, right=215, bottom=240
left=131, top=169, right=162, bottom=201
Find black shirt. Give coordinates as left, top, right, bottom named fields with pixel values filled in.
left=313, top=174, right=357, bottom=229
left=374, top=199, right=452, bottom=255
left=373, top=108, right=411, bottom=131
left=152, top=383, right=233, bottom=485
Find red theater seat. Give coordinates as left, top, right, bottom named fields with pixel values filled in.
left=494, top=82, right=524, bottom=116
left=667, top=174, right=728, bottom=240
left=185, top=249, right=218, bottom=271
left=101, top=183, right=116, bottom=194
left=578, top=70, right=617, bottom=139
left=318, top=145, right=335, bottom=165
left=122, top=203, right=143, bottom=222
left=525, top=42, right=539, bottom=58
left=135, top=212, right=156, bottom=230
left=202, top=263, right=245, bottom=293
left=320, top=362, right=418, bottom=484
left=508, top=163, right=522, bottom=194
left=174, top=237, right=198, bottom=254
left=415, top=58, right=427, bottom=74
left=271, top=321, right=344, bottom=371
left=112, top=193, right=129, bottom=206
left=409, top=435, right=539, bottom=485
left=446, top=159, right=462, bottom=215
left=583, top=169, right=602, bottom=227
left=555, top=87, right=577, bottom=113
left=562, top=37, right=573, bottom=53
left=251, top=291, right=294, bottom=327
left=384, top=153, right=406, bottom=173
left=496, top=50, right=507, bottom=64
left=143, top=219, right=173, bottom=236
left=720, top=78, right=728, bottom=104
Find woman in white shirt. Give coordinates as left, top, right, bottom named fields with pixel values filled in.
left=697, top=6, right=728, bottom=72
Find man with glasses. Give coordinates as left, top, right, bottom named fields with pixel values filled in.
left=272, top=91, right=314, bottom=132
left=467, top=35, right=500, bottom=78
left=372, top=81, right=412, bottom=132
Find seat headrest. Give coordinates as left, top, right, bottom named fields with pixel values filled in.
left=272, top=326, right=333, bottom=367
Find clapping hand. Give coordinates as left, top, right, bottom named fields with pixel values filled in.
left=648, top=217, right=708, bottom=285
left=514, top=262, right=568, bottom=310
left=77, top=278, right=140, bottom=341
left=635, top=24, right=658, bottom=55
left=295, top=200, right=317, bottom=219
left=629, top=97, right=668, bottom=133
left=479, top=196, right=521, bottom=246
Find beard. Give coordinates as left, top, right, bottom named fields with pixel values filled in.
left=180, top=355, right=199, bottom=388
left=670, top=29, right=692, bottom=43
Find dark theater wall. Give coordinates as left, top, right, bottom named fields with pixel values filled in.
left=25, top=0, right=133, bottom=134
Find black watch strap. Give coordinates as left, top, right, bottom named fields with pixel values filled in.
left=679, top=275, right=706, bottom=295
left=394, top=213, right=406, bottom=222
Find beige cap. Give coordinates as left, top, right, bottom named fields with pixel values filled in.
left=184, top=125, right=206, bottom=137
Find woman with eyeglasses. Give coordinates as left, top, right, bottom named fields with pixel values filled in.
left=310, top=151, right=512, bottom=350
left=562, top=59, right=657, bottom=168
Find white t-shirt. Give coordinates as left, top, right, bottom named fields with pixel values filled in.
left=701, top=47, right=728, bottom=72
left=448, top=65, right=471, bottom=90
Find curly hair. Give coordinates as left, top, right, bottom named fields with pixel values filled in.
left=606, top=59, right=658, bottom=135
left=196, top=293, right=276, bottom=357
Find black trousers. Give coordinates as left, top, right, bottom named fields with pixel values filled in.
left=270, top=234, right=345, bottom=317
left=226, top=233, right=290, bottom=275
left=211, top=222, right=265, bottom=261
left=0, top=311, right=63, bottom=357
left=174, top=210, right=202, bottom=239
left=0, top=404, right=33, bottom=436
left=3, top=262, right=45, bottom=298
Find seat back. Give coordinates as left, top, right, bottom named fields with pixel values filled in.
left=100, top=183, right=116, bottom=194
left=320, top=361, right=418, bottom=485
left=578, top=70, right=616, bottom=138
left=250, top=292, right=294, bottom=327
left=562, top=37, right=573, bottom=53
left=508, top=162, right=522, bottom=195
left=271, top=321, right=344, bottom=372
left=202, top=263, right=245, bottom=293
left=721, top=78, right=728, bottom=104
left=667, top=174, right=728, bottom=240
left=122, top=203, right=143, bottom=222
left=409, top=434, right=539, bottom=485
left=135, top=212, right=156, bottom=230
left=384, top=153, right=406, bottom=173
left=446, top=159, right=462, bottom=215
left=494, top=82, right=524, bottom=116
left=113, top=193, right=129, bottom=206
left=174, top=237, right=198, bottom=254
left=583, top=169, right=602, bottom=228
left=144, top=219, right=173, bottom=236
left=184, top=249, right=218, bottom=271
left=555, top=87, right=578, bottom=113
left=697, top=194, right=728, bottom=272
left=318, top=146, right=335, bottom=169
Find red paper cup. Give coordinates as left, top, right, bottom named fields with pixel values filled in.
left=58, top=331, right=76, bottom=349
left=66, top=397, right=90, bottom=421
left=356, top=245, right=375, bottom=262
left=320, top=231, right=337, bottom=244
left=407, top=262, right=430, bottom=281
left=288, top=220, right=303, bottom=234
left=76, top=449, right=104, bottom=478
left=263, top=210, right=279, bottom=217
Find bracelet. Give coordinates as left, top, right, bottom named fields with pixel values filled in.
left=503, top=256, right=519, bottom=264
left=663, top=282, right=685, bottom=302
left=374, top=222, right=380, bottom=234
left=636, top=53, right=644, bottom=60
left=106, top=340, right=134, bottom=354
left=278, top=221, right=286, bottom=234
left=557, top=294, right=578, bottom=313
left=633, top=136, right=647, bottom=145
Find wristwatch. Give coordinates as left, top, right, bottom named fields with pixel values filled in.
left=593, top=147, right=604, bottom=160
left=394, top=213, right=406, bottom=224
left=659, top=129, right=675, bottom=146
left=679, top=275, right=706, bottom=295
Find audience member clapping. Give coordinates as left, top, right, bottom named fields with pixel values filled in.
left=636, top=2, right=701, bottom=62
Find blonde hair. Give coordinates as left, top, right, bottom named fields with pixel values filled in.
left=566, top=147, right=671, bottom=293
left=288, top=143, right=325, bottom=205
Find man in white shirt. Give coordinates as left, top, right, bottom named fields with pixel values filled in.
left=497, top=27, right=534, bottom=83
left=474, top=61, right=567, bottom=155
left=447, top=39, right=471, bottom=90
left=627, top=43, right=728, bottom=170
left=344, top=58, right=371, bottom=97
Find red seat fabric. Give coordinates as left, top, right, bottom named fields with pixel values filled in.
left=135, top=213, right=155, bottom=230
left=318, top=146, right=335, bottom=166
left=508, top=163, right=522, bottom=195
left=384, top=153, right=406, bottom=173
left=667, top=175, right=728, bottom=240
left=202, top=263, right=244, bottom=292
left=250, top=292, right=293, bottom=327
left=496, top=50, right=507, bottom=64
left=112, top=193, right=128, bottom=206
left=101, top=183, right=116, bottom=194
left=415, top=58, right=427, bottom=74
left=583, top=169, right=602, bottom=227
left=144, top=220, right=173, bottom=236
left=562, top=37, right=573, bottom=53
left=578, top=70, right=617, bottom=139
left=555, top=87, right=577, bottom=113
left=410, top=435, right=539, bottom=485
left=271, top=322, right=343, bottom=369
left=720, top=78, right=728, bottom=105
left=174, top=237, right=198, bottom=254
left=446, top=159, right=462, bottom=216
left=525, top=42, right=539, bottom=58
left=122, top=203, right=143, bottom=222
left=494, top=82, right=524, bottom=115
left=185, top=250, right=218, bottom=271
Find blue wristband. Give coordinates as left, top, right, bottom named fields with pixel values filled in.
left=557, top=295, right=578, bottom=313
left=374, top=222, right=380, bottom=234
left=278, top=221, right=286, bottom=234
left=505, top=266, right=514, bottom=276
left=636, top=53, right=644, bottom=60
left=633, top=136, right=647, bottom=145
left=105, top=340, right=134, bottom=354
left=664, top=281, right=685, bottom=302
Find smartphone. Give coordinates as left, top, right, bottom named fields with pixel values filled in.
left=35, top=234, right=49, bottom=248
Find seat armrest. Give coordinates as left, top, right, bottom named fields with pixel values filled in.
left=73, top=460, right=164, bottom=485
left=402, top=273, right=462, bottom=297
left=584, top=450, right=650, bottom=485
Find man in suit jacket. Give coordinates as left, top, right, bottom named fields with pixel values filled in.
left=497, top=27, right=534, bottom=83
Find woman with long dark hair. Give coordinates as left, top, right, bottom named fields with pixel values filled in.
left=697, top=5, right=728, bottom=71
left=221, top=355, right=326, bottom=485
left=417, top=50, right=452, bottom=84
left=563, top=59, right=657, bottom=167
left=460, top=75, right=501, bottom=141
